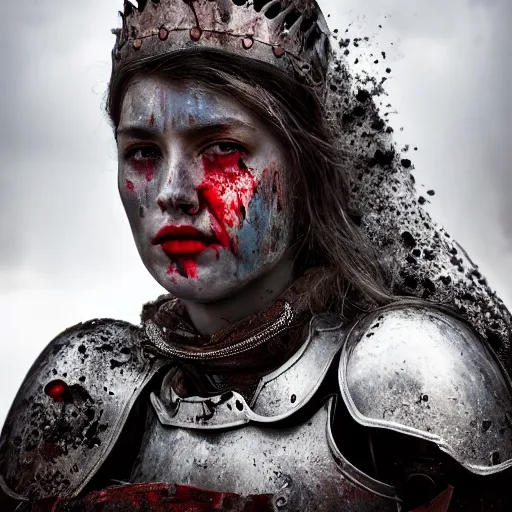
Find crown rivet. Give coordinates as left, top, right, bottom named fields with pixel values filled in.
left=242, top=37, right=254, bottom=49
left=273, top=46, right=285, bottom=58
left=190, top=27, right=202, bottom=41
left=159, top=27, right=169, bottom=41
left=133, top=39, right=143, bottom=50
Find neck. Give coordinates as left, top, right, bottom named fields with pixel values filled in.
left=182, top=257, right=295, bottom=336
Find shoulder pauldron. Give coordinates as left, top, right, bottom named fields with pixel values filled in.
left=339, top=303, right=512, bottom=475
left=0, top=319, right=166, bottom=501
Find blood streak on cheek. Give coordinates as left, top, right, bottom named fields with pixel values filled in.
left=130, top=158, right=158, bottom=183
left=198, top=152, right=258, bottom=256
left=125, top=180, right=135, bottom=191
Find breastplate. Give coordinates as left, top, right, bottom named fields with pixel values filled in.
left=131, top=315, right=400, bottom=512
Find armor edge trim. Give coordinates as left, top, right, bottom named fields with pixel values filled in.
left=325, top=397, right=399, bottom=501
left=338, top=303, right=512, bottom=476
left=151, top=314, right=347, bottom=429
left=73, top=358, right=169, bottom=496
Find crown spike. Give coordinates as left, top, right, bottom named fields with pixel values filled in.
left=253, top=0, right=273, bottom=13
left=286, top=13, right=304, bottom=38
left=273, top=4, right=295, bottom=26
left=261, top=0, right=282, bottom=19
left=123, top=1, right=136, bottom=16
left=111, top=0, right=331, bottom=89
left=304, top=22, right=317, bottom=39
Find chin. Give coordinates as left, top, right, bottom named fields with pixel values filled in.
left=155, top=266, right=267, bottom=304
left=144, top=247, right=284, bottom=303
left=158, top=274, right=243, bottom=303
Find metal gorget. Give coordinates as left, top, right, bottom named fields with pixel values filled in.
left=131, top=314, right=400, bottom=512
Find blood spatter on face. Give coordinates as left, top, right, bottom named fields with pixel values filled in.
left=181, top=259, right=199, bottom=279
left=167, top=264, right=178, bottom=277
left=168, top=261, right=199, bottom=280
left=198, top=152, right=258, bottom=256
left=126, top=180, right=135, bottom=191
left=148, top=113, right=155, bottom=127
left=132, top=160, right=156, bottom=183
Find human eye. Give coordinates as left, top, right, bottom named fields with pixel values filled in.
left=123, top=145, right=163, bottom=176
left=125, top=146, right=162, bottom=162
left=203, top=142, right=247, bottom=158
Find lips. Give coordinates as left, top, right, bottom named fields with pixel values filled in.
left=152, top=225, right=217, bottom=257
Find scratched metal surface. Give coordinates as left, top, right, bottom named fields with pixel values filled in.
left=340, top=304, right=512, bottom=476
left=149, top=314, right=346, bottom=429
left=0, top=319, right=164, bottom=500
left=131, top=399, right=399, bottom=512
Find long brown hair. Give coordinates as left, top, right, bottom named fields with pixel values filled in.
left=106, top=48, right=393, bottom=317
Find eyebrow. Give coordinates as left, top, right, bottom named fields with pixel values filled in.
left=116, top=119, right=256, bottom=140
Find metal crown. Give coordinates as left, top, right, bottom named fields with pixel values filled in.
left=112, top=0, right=331, bottom=85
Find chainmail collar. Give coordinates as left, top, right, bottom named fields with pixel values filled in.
left=141, top=274, right=315, bottom=401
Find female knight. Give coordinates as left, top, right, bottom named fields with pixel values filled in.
left=1, top=1, right=512, bottom=510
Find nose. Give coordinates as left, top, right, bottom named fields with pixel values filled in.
left=156, top=163, right=200, bottom=216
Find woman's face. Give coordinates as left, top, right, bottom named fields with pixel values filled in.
left=117, top=76, right=292, bottom=302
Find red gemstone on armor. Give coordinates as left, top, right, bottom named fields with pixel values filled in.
left=242, top=37, right=254, bottom=49
left=273, top=46, right=285, bottom=58
left=44, top=380, right=70, bottom=402
left=159, top=27, right=169, bottom=41
left=190, top=27, right=202, bottom=41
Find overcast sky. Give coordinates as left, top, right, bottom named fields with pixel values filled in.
left=1, top=0, right=511, bottom=427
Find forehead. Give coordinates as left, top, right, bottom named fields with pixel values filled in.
left=119, top=75, right=256, bottom=128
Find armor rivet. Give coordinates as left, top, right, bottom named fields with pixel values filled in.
left=190, top=27, right=202, bottom=41
left=133, top=38, right=143, bottom=50
left=273, top=46, right=285, bottom=58
left=276, top=496, right=288, bottom=508
left=159, top=27, right=169, bottom=41
left=242, top=37, right=254, bottom=49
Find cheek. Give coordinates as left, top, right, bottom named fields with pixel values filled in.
left=198, top=153, right=258, bottom=254
left=122, top=160, right=158, bottom=190
left=125, top=179, right=135, bottom=192
left=259, top=165, right=285, bottom=214
left=196, top=154, right=288, bottom=267
left=119, top=160, right=162, bottom=213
